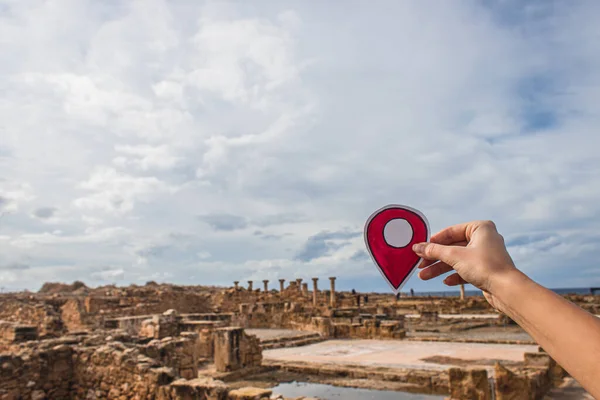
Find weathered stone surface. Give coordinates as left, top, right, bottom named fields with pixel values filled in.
left=494, top=363, right=529, bottom=400
left=449, top=367, right=491, bottom=400
left=0, top=301, right=64, bottom=338
left=494, top=362, right=553, bottom=400
left=141, top=336, right=198, bottom=379
left=0, top=321, right=38, bottom=344
left=214, top=328, right=261, bottom=372
left=229, top=387, right=272, bottom=399
left=0, top=279, right=585, bottom=399
left=167, top=377, right=228, bottom=400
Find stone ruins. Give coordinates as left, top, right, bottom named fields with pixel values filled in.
left=1, top=278, right=597, bottom=399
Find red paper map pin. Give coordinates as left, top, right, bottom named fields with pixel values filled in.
left=364, top=205, right=430, bottom=293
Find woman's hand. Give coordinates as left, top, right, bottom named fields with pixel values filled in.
left=412, top=220, right=522, bottom=311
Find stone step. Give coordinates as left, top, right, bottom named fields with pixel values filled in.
left=260, top=335, right=324, bottom=350
left=259, top=332, right=321, bottom=346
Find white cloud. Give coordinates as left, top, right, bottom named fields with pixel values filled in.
left=0, top=181, right=35, bottom=213
left=113, top=144, right=182, bottom=171
left=1, top=1, right=600, bottom=292
left=91, top=267, right=125, bottom=282
left=74, top=167, right=177, bottom=213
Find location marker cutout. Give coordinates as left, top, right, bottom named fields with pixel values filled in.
left=364, top=205, right=430, bottom=293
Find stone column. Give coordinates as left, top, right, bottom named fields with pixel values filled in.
left=312, top=278, right=319, bottom=306
left=302, top=283, right=308, bottom=297
left=460, top=284, right=465, bottom=300
left=279, top=279, right=285, bottom=292
left=296, top=278, right=303, bottom=293
left=234, top=281, right=239, bottom=290
left=329, top=277, right=336, bottom=308
left=263, top=280, right=269, bottom=293
left=247, top=281, right=253, bottom=291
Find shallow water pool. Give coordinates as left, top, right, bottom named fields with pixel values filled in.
left=271, top=382, right=444, bottom=399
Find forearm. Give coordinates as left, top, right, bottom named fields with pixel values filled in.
left=495, top=271, right=600, bottom=397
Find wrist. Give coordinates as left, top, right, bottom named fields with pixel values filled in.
left=487, top=268, right=532, bottom=314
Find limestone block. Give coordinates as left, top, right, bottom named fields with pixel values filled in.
left=311, top=317, right=332, bottom=337
left=229, top=387, right=272, bottom=399
left=449, top=367, right=491, bottom=400
left=494, top=363, right=532, bottom=400
left=214, top=328, right=262, bottom=372
left=139, top=319, right=157, bottom=338
left=168, top=377, right=228, bottom=400
left=0, top=321, right=38, bottom=343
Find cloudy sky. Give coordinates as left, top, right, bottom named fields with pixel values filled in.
left=1, top=0, right=600, bottom=293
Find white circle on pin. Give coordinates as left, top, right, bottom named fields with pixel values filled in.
left=383, top=218, right=413, bottom=248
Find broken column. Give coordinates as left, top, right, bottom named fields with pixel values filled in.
left=234, top=281, right=239, bottom=290
left=279, top=279, right=285, bottom=292
left=263, top=280, right=269, bottom=293
left=460, top=284, right=465, bottom=300
left=312, top=278, right=319, bottom=306
left=296, top=278, right=303, bottom=293
left=247, top=281, right=253, bottom=291
left=302, top=283, right=308, bottom=297
left=329, top=277, right=336, bottom=307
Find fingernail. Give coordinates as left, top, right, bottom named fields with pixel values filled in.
left=412, top=243, right=426, bottom=253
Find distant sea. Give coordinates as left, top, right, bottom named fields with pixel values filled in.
left=408, top=287, right=595, bottom=297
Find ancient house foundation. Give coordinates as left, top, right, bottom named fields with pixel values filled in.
left=0, top=278, right=590, bottom=399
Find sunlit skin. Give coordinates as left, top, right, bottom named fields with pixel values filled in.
left=413, top=220, right=600, bottom=398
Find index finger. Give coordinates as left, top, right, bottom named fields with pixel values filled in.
left=430, top=222, right=471, bottom=245
left=418, top=241, right=467, bottom=269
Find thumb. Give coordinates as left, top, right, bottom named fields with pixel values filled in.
left=413, top=242, right=462, bottom=266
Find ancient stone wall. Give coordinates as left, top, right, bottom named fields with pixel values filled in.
left=447, top=348, right=566, bottom=400
left=0, top=341, right=74, bottom=400
left=0, top=298, right=64, bottom=338
left=0, top=287, right=212, bottom=338
left=72, top=341, right=175, bottom=399
left=214, top=328, right=262, bottom=373
left=0, top=321, right=38, bottom=346
left=331, top=319, right=406, bottom=339
left=60, top=299, right=89, bottom=332
left=84, top=290, right=213, bottom=322
left=179, top=323, right=221, bottom=360
left=0, top=330, right=267, bottom=400
left=139, top=310, right=181, bottom=339
left=141, top=335, right=198, bottom=380
left=448, top=368, right=491, bottom=400
left=230, top=302, right=315, bottom=331
left=493, top=350, right=566, bottom=400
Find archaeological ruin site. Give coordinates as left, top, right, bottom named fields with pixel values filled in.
left=0, top=278, right=596, bottom=399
